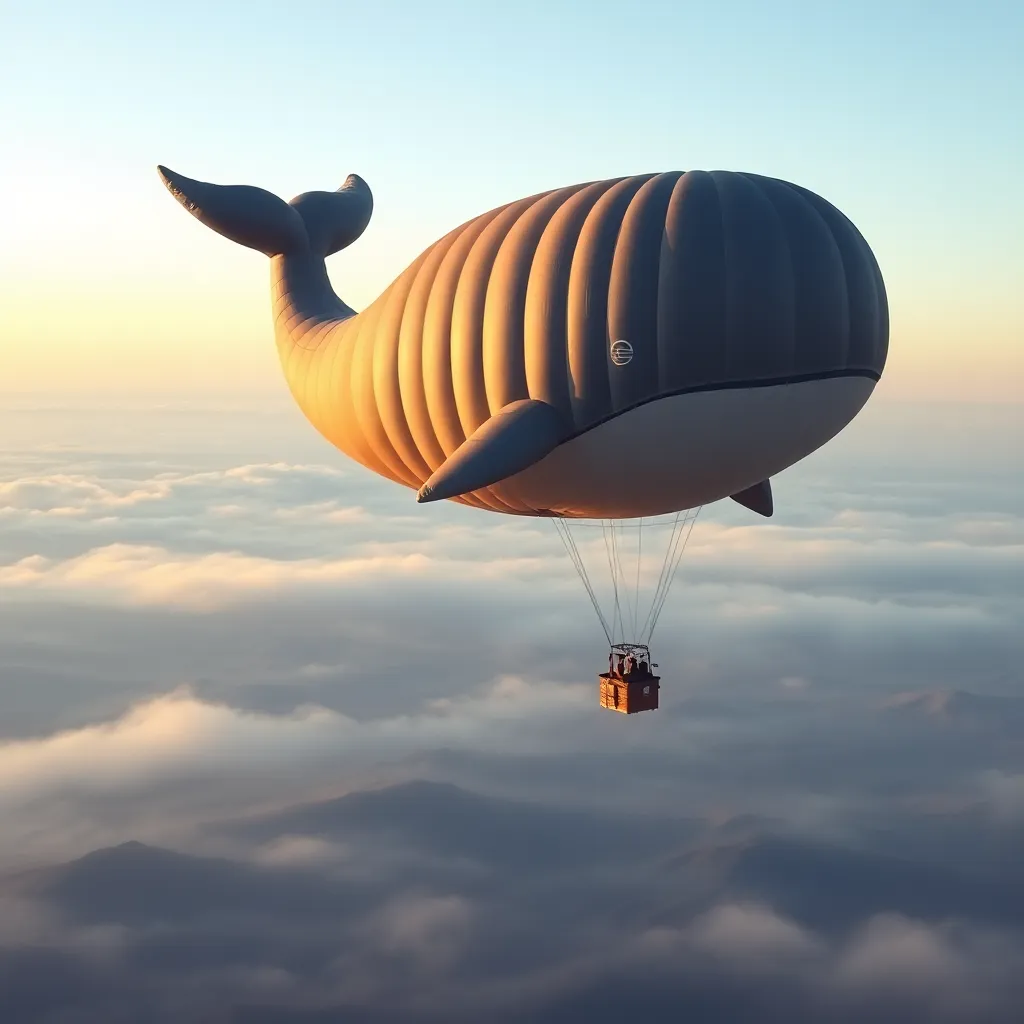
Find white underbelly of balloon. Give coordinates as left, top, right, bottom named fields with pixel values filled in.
left=493, top=375, right=876, bottom=519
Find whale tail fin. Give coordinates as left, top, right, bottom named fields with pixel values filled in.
left=157, top=166, right=373, bottom=258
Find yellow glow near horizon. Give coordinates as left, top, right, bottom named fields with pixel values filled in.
left=1, top=163, right=1020, bottom=404
left=3, top=0, right=1022, bottom=410
left=2, top=267, right=1020, bottom=403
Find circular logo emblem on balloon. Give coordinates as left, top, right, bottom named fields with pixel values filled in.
left=610, top=339, right=633, bottom=366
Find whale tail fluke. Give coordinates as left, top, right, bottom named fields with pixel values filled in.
left=157, top=166, right=306, bottom=256
left=157, top=166, right=373, bottom=259
left=290, top=176, right=373, bottom=257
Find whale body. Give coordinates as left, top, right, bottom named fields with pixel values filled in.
left=158, top=166, right=888, bottom=519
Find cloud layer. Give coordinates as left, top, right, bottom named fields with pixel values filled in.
left=0, top=399, right=1022, bottom=1021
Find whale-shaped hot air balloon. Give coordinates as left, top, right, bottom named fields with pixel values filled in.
left=159, top=165, right=887, bottom=708
left=157, top=167, right=887, bottom=521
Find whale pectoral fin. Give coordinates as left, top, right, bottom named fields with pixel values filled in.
left=730, top=479, right=773, bottom=517
left=417, top=400, right=573, bottom=504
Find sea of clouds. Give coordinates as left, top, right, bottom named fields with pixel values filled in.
left=0, top=397, right=1021, bottom=1022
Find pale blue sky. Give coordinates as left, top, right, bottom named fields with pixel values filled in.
left=2, top=0, right=1021, bottom=398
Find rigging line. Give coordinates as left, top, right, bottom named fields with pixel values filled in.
left=571, top=529, right=614, bottom=647
left=617, top=521, right=631, bottom=640
left=613, top=521, right=633, bottom=641
left=554, top=521, right=595, bottom=630
left=569, top=524, right=612, bottom=640
left=545, top=520, right=692, bottom=529
left=640, top=527, right=680, bottom=644
left=640, top=525, right=676, bottom=641
left=552, top=519, right=611, bottom=644
left=598, top=521, right=612, bottom=639
left=577, top=529, right=614, bottom=643
left=602, top=521, right=623, bottom=643
left=639, top=510, right=683, bottom=641
left=646, top=519, right=693, bottom=641
left=632, top=522, right=641, bottom=640
left=654, top=510, right=699, bottom=624
left=641, top=508, right=697, bottom=643
left=635, top=517, right=643, bottom=643
left=617, top=522, right=632, bottom=640
left=558, top=520, right=609, bottom=640
left=646, top=506, right=702, bottom=641
left=609, top=521, right=622, bottom=639
left=612, top=521, right=626, bottom=643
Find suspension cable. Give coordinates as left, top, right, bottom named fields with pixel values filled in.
left=551, top=518, right=612, bottom=645
left=644, top=506, right=702, bottom=642
left=557, top=520, right=610, bottom=639
left=553, top=518, right=612, bottom=644
left=634, top=517, right=643, bottom=640
left=552, top=508, right=702, bottom=649
left=601, top=521, right=623, bottom=642
left=611, top=521, right=633, bottom=642
left=643, top=510, right=693, bottom=641
left=638, top=511, right=683, bottom=640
